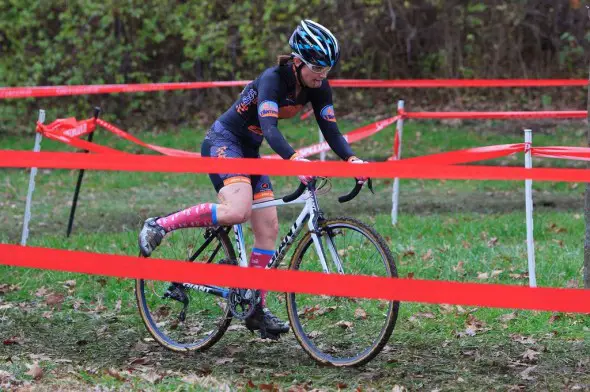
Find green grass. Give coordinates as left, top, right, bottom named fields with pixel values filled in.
left=1, top=116, right=589, bottom=390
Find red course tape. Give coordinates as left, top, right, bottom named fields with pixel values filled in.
left=2, top=79, right=587, bottom=99
left=0, top=245, right=588, bottom=313
left=402, top=110, right=587, bottom=120
left=3, top=150, right=590, bottom=183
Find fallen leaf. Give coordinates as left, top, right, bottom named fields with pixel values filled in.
left=0, top=369, right=14, bottom=383
left=336, top=320, right=353, bottom=329
left=548, top=223, right=567, bottom=233
left=227, top=324, right=247, bottom=332
left=0, top=284, right=20, bottom=294
left=392, top=385, right=408, bottom=392
left=491, top=269, right=503, bottom=278
left=129, top=357, right=149, bottom=366
left=519, top=365, right=537, bottom=381
left=421, top=249, right=433, bottom=261
left=452, top=261, right=465, bottom=274
left=487, top=237, right=499, bottom=247
left=273, top=371, right=291, bottom=377
left=140, top=371, right=163, bottom=384
left=421, top=312, right=437, bottom=319
left=477, top=272, right=489, bottom=280
left=439, top=304, right=454, bottom=314
left=498, top=312, right=517, bottom=324
left=317, top=306, right=337, bottom=316
left=462, top=241, right=471, bottom=249
left=402, top=248, right=415, bottom=257
left=456, top=327, right=477, bottom=338
left=548, top=313, right=562, bottom=323
left=35, top=287, right=49, bottom=297
left=63, top=280, right=76, bottom=289
left=552, top=239, right=564, bottom=247
left=106, top=368, right=126, bottom=381
left=215, top=357, right=234, bottom=365
left=354, top=308, right=367, bottom=320
left=29, top=353, right=51, bottom=361
left=225, top=345, right=245, bottom=355
left=259, top=383, right=280, bottom=391
left=510, top=334, right=537, bottom=345
left=3, top=336, right=23, bottom=345
left=465, top=313, right=486, bottom=331
left=522, top=349, right=540, bottom=362
left=26, top=362, right=43, bottom=380
left=337, top=382, right=348, bottom=389
left=509, top=273, right=528, bottom=280
left=45, top=292, right=65, bottom=307
left=72, top=298, right=85, bottom=310
left=565, top=279, right=579, bottom=288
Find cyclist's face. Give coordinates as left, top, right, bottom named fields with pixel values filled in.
left=294, top=57, right=328, bottom=88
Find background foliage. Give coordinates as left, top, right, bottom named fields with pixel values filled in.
left=1, top=0, right=589, bottom=131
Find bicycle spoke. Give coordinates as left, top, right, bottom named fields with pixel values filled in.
left=136, top=227, right=235, bottom=352
left=287, top=218, right=399, bottom=366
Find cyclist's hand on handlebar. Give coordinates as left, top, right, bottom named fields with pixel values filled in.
left=291, top=154, right=315, bottom=185
left=348, top=156, right=369, bottom=185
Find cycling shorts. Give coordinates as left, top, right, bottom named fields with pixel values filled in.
left=201, top=121, right=274, bottom=200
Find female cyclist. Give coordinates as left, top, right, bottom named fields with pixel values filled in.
left=139, top=19, right=368, bottom=339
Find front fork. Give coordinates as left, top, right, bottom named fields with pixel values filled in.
left=308, top=217, right=345, bottom=275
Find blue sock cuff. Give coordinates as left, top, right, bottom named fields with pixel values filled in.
left=211, top=204, right=218, bottom=225
left=252, top=247, right=274, bottom=256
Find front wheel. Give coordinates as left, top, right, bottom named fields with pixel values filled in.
left=286, top=217, right=399, bottom=367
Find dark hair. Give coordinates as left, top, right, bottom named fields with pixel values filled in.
left=277, top=54, right=293, bottom=65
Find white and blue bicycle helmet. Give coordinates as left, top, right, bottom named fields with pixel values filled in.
left=289, top=20, right=340, bottom=67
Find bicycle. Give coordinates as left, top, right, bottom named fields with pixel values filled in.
left=135, top=179, right=399, bottom=367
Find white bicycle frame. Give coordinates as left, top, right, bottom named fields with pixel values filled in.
left=232, top=187, right=345, bottom=274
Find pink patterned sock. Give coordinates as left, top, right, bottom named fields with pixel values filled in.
left=156, top=203, right=218, bottom=232
left=249, top=248, right=274, bottom=306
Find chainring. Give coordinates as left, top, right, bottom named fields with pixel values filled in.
left=228, top=288, right=258, bottom=320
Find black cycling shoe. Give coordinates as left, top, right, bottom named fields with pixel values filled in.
left=138, top=217, right=166, bottom=257
left=245, top=304, right=290, bottom=339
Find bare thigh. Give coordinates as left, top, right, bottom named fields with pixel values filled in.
left=215, top=183, right=253, bottom=225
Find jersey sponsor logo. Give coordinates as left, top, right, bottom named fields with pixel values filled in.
left=258, top=100, right=279, bottom=118
left=236, top=88, right=258, bottom=114
left=320, top=105, right=336, bottom=122
left=216, top=145, right=228, bottom=158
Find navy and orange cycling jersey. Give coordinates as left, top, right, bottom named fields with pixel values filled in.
left=216, top=61, right=354, bottom=160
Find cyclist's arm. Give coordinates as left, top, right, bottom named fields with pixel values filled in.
left=257, top=70, right=297, bottom=160
left=310, top=80, right=356, bottom=161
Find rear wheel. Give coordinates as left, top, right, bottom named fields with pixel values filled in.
left=135, top=226, right=236, bottom=352
left=286, top=217, right=399, bottom=366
